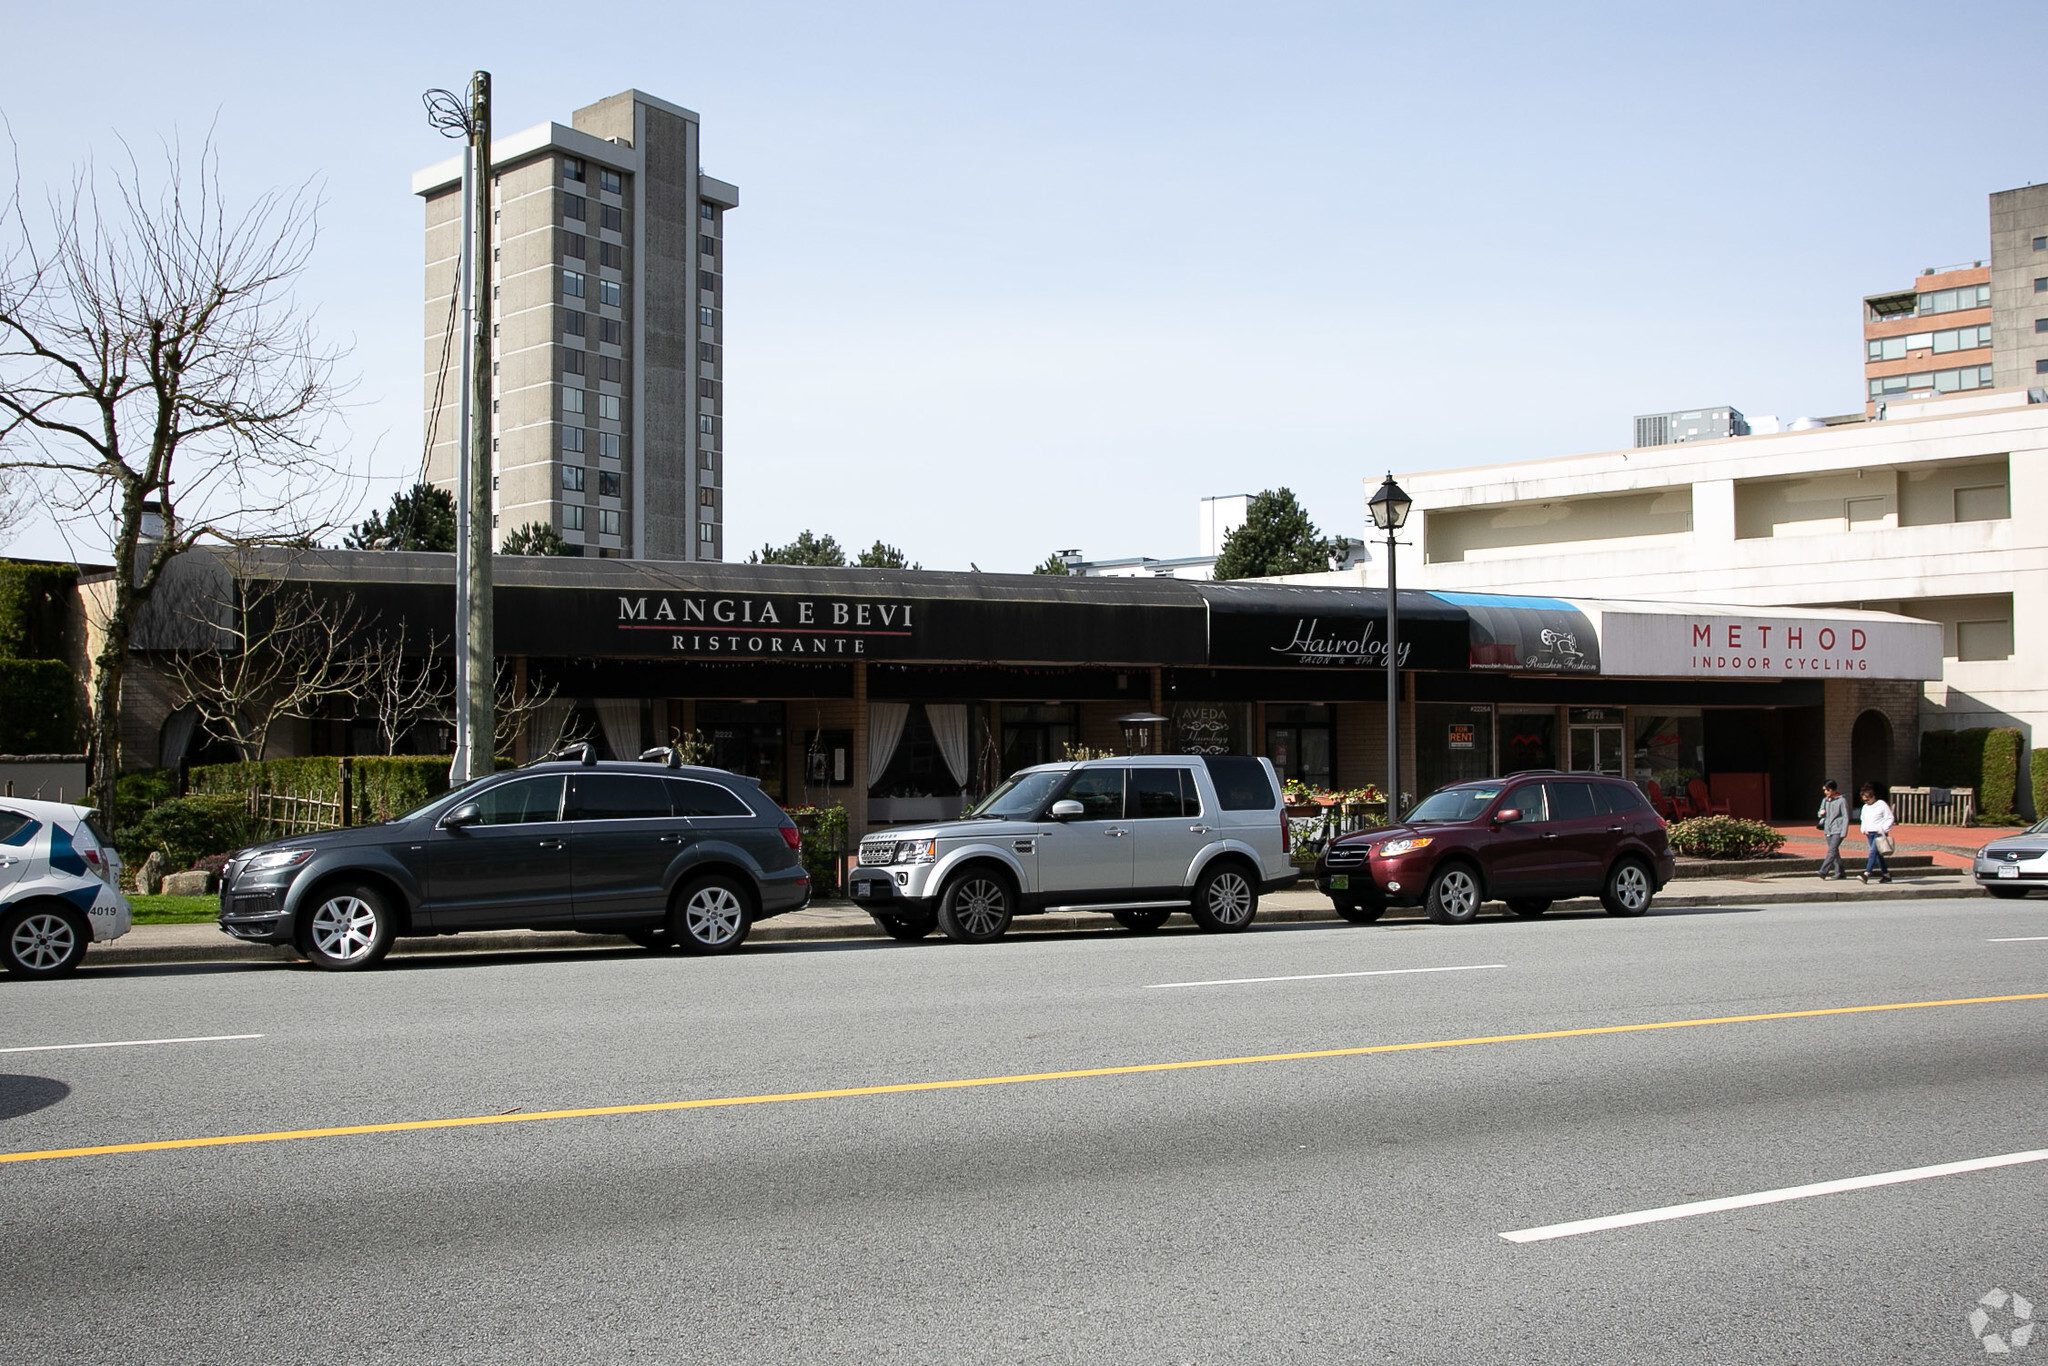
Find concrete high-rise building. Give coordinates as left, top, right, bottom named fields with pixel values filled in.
left=414, top=90, right=739, bottom=560
left=1989, top=183, right=2048, bottom=391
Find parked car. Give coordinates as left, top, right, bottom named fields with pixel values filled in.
left=846, top=754, right=1296, bottom=943
left=1974, top=818, right=2048, bottom=897
left=0, top=796, right=130, bottom=978
left=1314, top=771, right=1676, bottom=925
left=217, top=748, right=809, bottom=970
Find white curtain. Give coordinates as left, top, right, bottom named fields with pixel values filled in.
left=927, top=704, right=970, bottom=790
left=531, top=699, right=575, bottom=756
left=868, top=702, right=911, bottom=784
left=159, top=709, right=198, bottom=767
left=595, top=698, right=643, bottom=761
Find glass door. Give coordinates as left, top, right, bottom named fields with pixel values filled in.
left=1567, top=725, right=1627, bottom=776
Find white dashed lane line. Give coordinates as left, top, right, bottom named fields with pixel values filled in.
left=1146, top=964, right=1504, bottom=990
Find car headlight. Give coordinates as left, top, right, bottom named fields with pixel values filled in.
left=1377, top=837, right=1432, bottom=857
left=893, top=839, right=937, bottom=865
left=243, top=848, right=314, bottom=875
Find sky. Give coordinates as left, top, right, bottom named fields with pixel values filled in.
left=2, top=0, right=2042, bottom=571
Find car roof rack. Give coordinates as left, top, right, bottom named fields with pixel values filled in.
left=637, top=745, right=683, bottom=769
left=545, top=741, right=597, bottom=766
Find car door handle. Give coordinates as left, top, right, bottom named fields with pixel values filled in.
left=1609, top=825, right=1624, bottom=833
left=537, top=838, right=565, bottom=850
left=657, top=833, right=681, bottom=845
left=1189, top=826, right=1211, bottom=834
left=1541, top=832, right=1559, bottom=839
left=1105, top=828, right=1127, bottom=838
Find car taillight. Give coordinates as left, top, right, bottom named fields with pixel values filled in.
left=779, top=824, right=802, bottom=851
left=1280, top=813, right=1290, bottom=854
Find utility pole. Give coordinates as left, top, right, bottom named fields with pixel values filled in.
left=426, top=72, right=496, bottom=784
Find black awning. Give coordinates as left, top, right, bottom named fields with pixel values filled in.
left=1195, top=582, right=1470, bottom=671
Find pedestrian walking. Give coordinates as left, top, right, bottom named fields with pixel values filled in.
left=1857, top=782, right=1894, bottom=884
left=1816, top=780, right=1848, bottom=879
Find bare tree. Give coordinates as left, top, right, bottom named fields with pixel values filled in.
left=361, top=621, right=451, bottom=756
left=163, top=564, right=374, bottom=762
left=0, top=135, right=352, bottom=809
left=490, top=660, right=565, bottom=763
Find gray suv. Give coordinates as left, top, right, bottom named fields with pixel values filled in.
left=848, top=754, right=1297, bottom=943
left=218, top=748, right=810, bottom=969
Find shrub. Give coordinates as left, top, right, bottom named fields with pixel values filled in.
left=1921, top=727, right=2024, bottom=819
left=2034, top=748, right=2047, bottom=824
left=351, top=756, right=452, bottom=823
left=1667, top=815, right=1785, bottom=860
left=785, top=804, right=849, bottom=894
left=0, top=561, right=78, bottom=661
left=0, top=659, right=81, bottom=752
left=127, top=795, right=254, bottom=868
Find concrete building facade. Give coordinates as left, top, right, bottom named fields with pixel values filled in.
left=1861, top=264, right=1993, bottom=415
left=414, top=90, right=739, bottom=562
left=1990, top=183, right=2048, bottom=392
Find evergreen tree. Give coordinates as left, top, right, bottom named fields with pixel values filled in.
left=1210, top=488, right=1342, bottom=580
left=1031, top=553, right=1071, bottom=576
left=499, top=521, right=575, bottom=556
left=343, top=482, right=458, bottom=552
left=747, top=531, right=847, bottom=566
left=855, top=540, right=920, bottom=569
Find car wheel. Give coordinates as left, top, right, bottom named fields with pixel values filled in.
left=1987, top=886, right=2029, bottom=900
left=298, top=884, right=396, bottom=971
left=936, top=871, right=1014, bottom=944
left=1506, top=898, right=1552, bottom=919
left=1424, top=864, right=1483, bottom=925
left=1, top=903, right=89, bottom=978
left=1601, top=859, right=1654, bottom=917
left=1332, top=897, right=1386, bottom=924
left=671, top=875, right=754, bottom=955
left=1113, top=908, right=1172, bottom=932
left=871, top=911, right=938, bottom=940
left=1190, top=863, right=1258, bottom=932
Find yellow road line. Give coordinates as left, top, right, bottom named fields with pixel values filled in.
left=6, top=991, right=2045, bottom=1167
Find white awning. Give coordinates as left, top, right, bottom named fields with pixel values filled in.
left=1582, top=600, right=1942, bottom=682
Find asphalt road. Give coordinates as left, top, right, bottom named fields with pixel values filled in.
left=3, top=895, right=2046, bottom=1365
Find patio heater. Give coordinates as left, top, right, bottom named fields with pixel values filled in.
left=1113, top=712, right=1169, bottom=756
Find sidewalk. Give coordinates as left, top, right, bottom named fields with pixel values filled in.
left=1768, top=820, right=2011, bottom=871
left=85, top=869, right=1990, bottom=970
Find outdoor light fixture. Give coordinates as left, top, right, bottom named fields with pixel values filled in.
left=1370, top=473, right=1413, bottom=820
left=1368, top=475, right=1413, bottom=532
left=1113, top=711, right=1169, bottom=756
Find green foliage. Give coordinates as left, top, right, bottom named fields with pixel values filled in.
left=785, top=804, right=849, bottom=894
left=2033, top=749, right=2047, bottom=823
left=749, top=531, right=846, bottom=566
left=1667, top=815, right=1786, bottom=860
left=1031, top=553, right=1070, bottom=576
left=343, top=482, right=458, bottom=552
left=1921, top=727, right=2024, bottom=818
left=127, top=795, right=254, bottom=868
left=113, top=769, right=175, bottom=833
left=1211, top=488, right=1342, bottom=580
left=350, top=756, right=452, bottom=823
left=127, top=894, right=222, bottom=925
left=0, top=561, right=78, bottom=660
left=854, top=540, right=919, bottom=569
left=500, top=521, right=576, bottom=556
left=188, top=755, right=453, bottom=832
left=0, top=659, right=81, bottom=752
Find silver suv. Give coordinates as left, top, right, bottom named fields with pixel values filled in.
left=848, top=754, right=1296, bottom=943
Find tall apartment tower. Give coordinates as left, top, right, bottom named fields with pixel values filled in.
left=414, top=90, right=738, bottom=560
left=1989, top=183, right=2048, bottom=391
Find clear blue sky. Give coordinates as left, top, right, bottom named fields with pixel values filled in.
left=4, top=0, right=2041, bottom=570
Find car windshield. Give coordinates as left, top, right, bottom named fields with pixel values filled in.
left=967, top=770, right=1066, bottom=819
left=1404, top=786, right=1502, bottom=824
left=2028, top=817, right=2048, bottom=836
left=383, top=780, right=487, bottom=826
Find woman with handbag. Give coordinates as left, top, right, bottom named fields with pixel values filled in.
left=1858, top=782, right=1894, bottom=884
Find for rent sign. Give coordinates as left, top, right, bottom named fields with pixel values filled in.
left=1596, top=610, right=1942, bottom=681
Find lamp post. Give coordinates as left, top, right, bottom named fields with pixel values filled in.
left=1367, top=474, right=1413, bottom=822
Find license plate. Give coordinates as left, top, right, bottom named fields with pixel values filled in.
left=1999, top=867, right=2019, bottom=879
left=853, top=881, right=874, bottom=896
left=1328, top=875, right=1349, bottom=891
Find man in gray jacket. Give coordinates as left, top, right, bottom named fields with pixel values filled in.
left=1817, top=780, right=1849, bottom=879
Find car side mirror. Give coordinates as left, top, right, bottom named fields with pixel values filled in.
left=441, top=802, right=482, bottom=830
left=1049, top=799, right=1085, bottom=820
left=1493, top=808, right=1522, bottom=825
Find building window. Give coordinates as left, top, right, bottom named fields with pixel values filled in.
left=564, top=194, right=586, bottom=222
left=2038, top=278, right=2048, bottom=293
left=699, top=270, right=717, bottom=291
left=598, top=432, right=621, bottom=459
left=600, top=318, right=622, bottom=345
left=562, top=426, right=585, bottom=454
left=601, top=204, right=623, bottom=232
left=2038, top=359, right=2048, bottom=374
left=699, top=449, right=714, bottom=469
left=2036, top=236, right=2047, bottom=251
left=699, top=522, right=715, bottom=542
left=1867, top=364, right=1996, bottom=398
left=699, top=415, right=714, bottom=434
left=698, top=378, right=716, bottom=399
left=1866, top=324, right=1990, bottom=361
left=599, top=241, right=622, bottom=269
left=598, top=509, right=620, bottom=536
left=563, top=312, right=586, bottom=338
left=597, top=394, right=621, bottom=421
left=1958, top=618, right=2014, bottom=661
left=698, top=341, right=715, bottom=362
left=563, top=232, right=586, bottom=261
left=599, top=279, right=621, bottom=307
left=699, top=203, right=713, bottom=220
left=564, top=157, right=585, bottom=183
left=562, top=466, right=585, bottom=492
left=563, top=388, right=586, bottom=416
left=563, top=505, right=585, bottom=531
left=699, top=487, right=715, bottom=506
left=563, top=350, right=585, bottom=376
left=598, top=471, right=621, bottom=498
left=2037, top=318, right=2048, bottom=333
left=600, top=356, right=622, bottom=382
left=1916, top=284, right=1989, bottom=317
left=698, top=307, right=715, bottom=327
left=700, top=234, right=716, bottom=257
left=600, top=169, right=622, bottom=195
left=561, top=269, right=585, bottom=299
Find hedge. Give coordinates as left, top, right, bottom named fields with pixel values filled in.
left=2033, top=749, right=2047, bottom=825
left=1921, top=727, right=2023, bottom=819
left=786, top=804, right=849, bottom=894
left=0, top=561, right=77, bottom=661
left=0, top=659, right=81, bottom=752
left=1667, top=816, right=1786, bottom=860
left=189, top=755, right=455, bottom=836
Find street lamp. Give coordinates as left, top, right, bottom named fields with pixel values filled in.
left=1367, top=474, right=1413, bottom=822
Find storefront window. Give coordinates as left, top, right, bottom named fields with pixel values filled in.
left=1001, top=703, right=1077, bottom=775
left=869, top=703, right=969, bottom=799
left=1417, top=703, right=1494, bottom=796
left=1266, top=704, right=1333, bottom=789
left=1168, top=701, right=1249, bottom=757
left=1633, top=712, right=1704, bottom=791
left=699, top=701, right=785, bottom=800
left=1497, top=710, right=1556, bottom=775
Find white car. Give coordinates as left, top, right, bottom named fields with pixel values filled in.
left=0, top=796, right=130, bottom=978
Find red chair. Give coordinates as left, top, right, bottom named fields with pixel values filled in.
left=1687, top=778, right=1731, bottom=817
left=1644, top=780, right=1682, bottom=820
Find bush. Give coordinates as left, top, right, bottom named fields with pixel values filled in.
left=786, top=805, right=849, bottom=894
left=351, top=756, right=452, bottom=823
left=127, top=795, right=254, bottom=868
left=111, top=769, right=176, bottom=845
left=1921, top=727, right=2024, bottom=819
left=0, top=561, right=78, bottom=661
left=2034, top=748, right=2047, bottom=824
left=0, top=659, right=81, bottom=752
left=1667, top=815, right=1786, bottom=860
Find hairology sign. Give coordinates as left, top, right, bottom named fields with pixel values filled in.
left=1596, top=611, right=1942, bottom=681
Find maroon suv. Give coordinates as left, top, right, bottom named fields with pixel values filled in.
left=1314, top=772, right=1676, bottom=925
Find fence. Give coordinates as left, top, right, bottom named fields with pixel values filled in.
left=250, top=790, right=346, bottom=837
left=1887, top=786, right=1976, bottom=827
left=1286, top=801, right=1390, bottom=863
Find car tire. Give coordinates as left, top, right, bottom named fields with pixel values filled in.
left=936, top=870, right=1014, bottom=944
left=1987, top=885, right=2029, bottom=900
left=872, top=910, right=938, bottom=940
left=1424, top=863, right=1483, bottom=925
left=670, top=875, right=754, bottom=955
left=1190, top=862, right=1259, bottom=932
left=1, top=903, right=90, bottom=979
left=297, top=883, right=397, bottom=971
left=1113, top=908, right=1173, bottom=933
left=1332, top=897, right=1386, bottom=924
left=1506, top=898, right=1552, bottom=919
left=1601, top=858, right=1654, bottom=917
